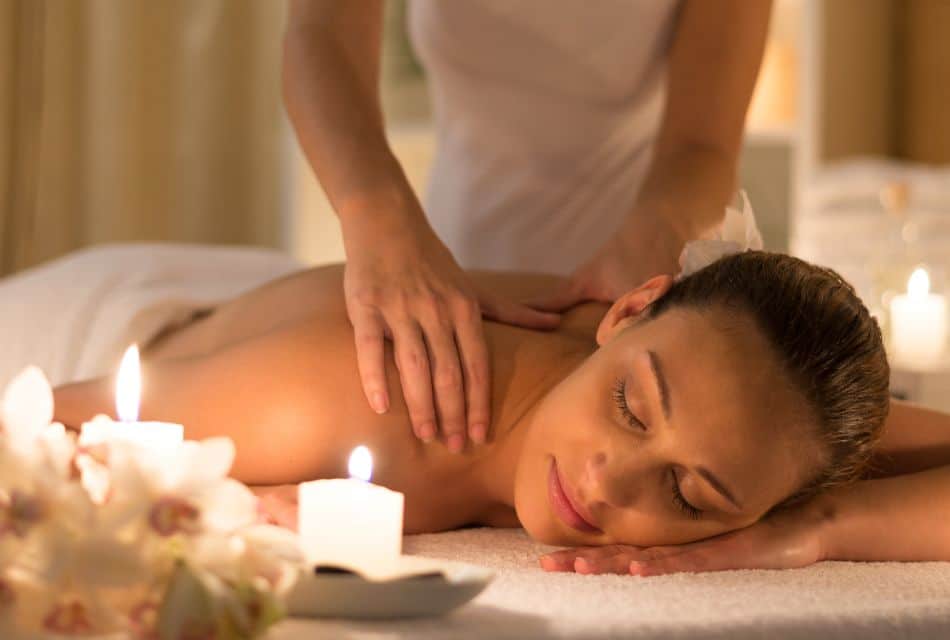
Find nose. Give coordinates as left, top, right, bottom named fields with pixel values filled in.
left=583, top=450, right=647, bottom=510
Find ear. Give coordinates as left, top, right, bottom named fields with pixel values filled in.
left=595, top=275, right=674, bottom=346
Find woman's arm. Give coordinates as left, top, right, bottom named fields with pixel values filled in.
left=542, top=464, right=950, bottom=575
left=865, top=399, right=950, bottom=477
left=543, top=399, right=950, bottom=574
left=815, top=399, right=950, bottom=562
left=818, top=464, right=950, bottom=562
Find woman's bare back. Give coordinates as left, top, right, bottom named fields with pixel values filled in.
left=144, top=264, right=601, bottom=362
left=55, top=264, right=603, bottom=532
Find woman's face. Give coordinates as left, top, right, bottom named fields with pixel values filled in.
left=513, top=279, right=822, bottom=547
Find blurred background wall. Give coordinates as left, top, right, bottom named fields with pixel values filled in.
left=0, top=0, right=288, bottom=276
left=1, top=0, right=949, bottom=276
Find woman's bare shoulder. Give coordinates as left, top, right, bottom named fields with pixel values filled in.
left=254, top=264, right=603, bottom=340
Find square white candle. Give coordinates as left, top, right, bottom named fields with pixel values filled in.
left=298, top=477, right=404, bottom=571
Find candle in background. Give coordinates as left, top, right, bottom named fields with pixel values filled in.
left=890, top=267, right=948, bottom=367
left=298, top=446, right=404, bottom=571
left=80, top=345, right=184, bottom=450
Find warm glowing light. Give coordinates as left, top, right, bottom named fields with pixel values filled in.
left=116, top=345, right=141, bottom=422
left=908, top=268, right=931, bottom=298
left=348, top=446, right=372, bottom=482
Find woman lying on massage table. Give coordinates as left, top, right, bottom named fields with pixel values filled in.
left=52, top=251, right=950, bottom=577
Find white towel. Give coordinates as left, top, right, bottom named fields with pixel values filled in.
left=0, top=244, right=300, bottom=388
left=272, top=527, right=950, bottom=639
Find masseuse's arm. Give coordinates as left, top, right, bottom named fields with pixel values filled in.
left=283, top=1, right=558, bottom=452
left=533, top=0, right=772, bottom=309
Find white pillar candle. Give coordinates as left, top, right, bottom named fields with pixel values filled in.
left=298, top=446, right=404, bottom=572
left=891, top=268, right=948, bottom=367
left=80, top=345, right=184, bottom=451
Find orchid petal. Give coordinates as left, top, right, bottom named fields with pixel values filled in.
left=197, top=479, right=257, bottom=533
left=174, top=438, right=235, bottom=495
left=2, top=367, right=54, bottom=449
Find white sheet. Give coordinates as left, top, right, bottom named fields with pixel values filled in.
left=0, top=244, right=300, bottom=388
left=272, top=527, right=950, bottom=639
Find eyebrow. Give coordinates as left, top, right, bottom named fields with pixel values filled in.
left=646, top=350, right=743, bottom=513
left=647, top=350, right=671, bottom=420
left=696, top=466, right=743, bottom=511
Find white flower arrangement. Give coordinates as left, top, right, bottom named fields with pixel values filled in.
left=0, top=367, right=302, bottom=639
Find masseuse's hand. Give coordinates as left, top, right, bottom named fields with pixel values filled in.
left=528, top=211, right=686, bottom=311
left=539, top=501, right=828, bottom=576
left=343, top=213, right=560, bottom=451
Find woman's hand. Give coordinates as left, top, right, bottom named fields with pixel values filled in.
left=527, top=211, right=686, bottom=311
left=539, top=502, right=829, bottom=576
left=342, top=211, right=560, bottom=451
left=254, top=485, right=299, bottom=530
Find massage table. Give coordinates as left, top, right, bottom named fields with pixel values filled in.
left=270, top=527, right=950, bottom=639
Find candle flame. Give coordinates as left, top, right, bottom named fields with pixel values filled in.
left=116, top=345, right=141, bottom=422
left=908, top=267, right=931, bottom=298
left=348, top=446, right=373, bottom=482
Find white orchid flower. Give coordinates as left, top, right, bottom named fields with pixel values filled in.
left=0, top=367, right=295, bottom=639
left=677, top=190, right=764, bottom=279
left=105, top=437, right=257, bottom=540
left=1, top=368, right=54, bottom=458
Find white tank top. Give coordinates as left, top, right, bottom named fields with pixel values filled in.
left=408, top=0, right=681, bottom=275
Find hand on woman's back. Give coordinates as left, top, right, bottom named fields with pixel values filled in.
left=341, top=214, right=560, bottom=452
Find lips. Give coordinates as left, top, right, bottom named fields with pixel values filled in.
left=548, top=458, right=602, bottom=534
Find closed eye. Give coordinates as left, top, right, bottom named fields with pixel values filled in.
left=611, top=378, right=644, bottom=430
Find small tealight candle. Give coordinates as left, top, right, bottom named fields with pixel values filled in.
left=298, top=446, right=404, bottom=572
left=80, top=345, right=184, bottom=451
left=890, top=267, right=948, bottom=367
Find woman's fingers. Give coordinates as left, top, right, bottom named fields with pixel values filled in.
left=451, top=297, right=491, bottom=444
left=540, top=545, right=641, bottom=574
left=350, top=307, right=391, bottom=415
left=391, top=321, right=439, bottom=443
left=418, top=309, right=468, bottom=452
left=629, top=548, right=716, bottom=576
left=254, top=485, right=299, bottom=530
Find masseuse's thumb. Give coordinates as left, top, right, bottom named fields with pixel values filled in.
left=523, top=282, right=587, bottom=313
left=481, top=295, right=561, bottom=330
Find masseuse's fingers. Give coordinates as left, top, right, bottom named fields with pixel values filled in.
left=451, top=297, right=491, bottom=444
left=350, top=307, right=391, bottom=415
left=481, top=294, right=562, bottom=330
left=391, top=321, right=438, bottom=443
left=522, top=282, right=589, bottom=313
left=418, top=309, right=468, bottom=453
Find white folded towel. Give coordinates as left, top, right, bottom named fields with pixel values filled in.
left=0, top=244, right=300, bottom=388
left=273, top=527, right=950, bottom=639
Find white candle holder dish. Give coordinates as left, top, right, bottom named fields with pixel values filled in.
left=286, top=555, right=494, bottom=619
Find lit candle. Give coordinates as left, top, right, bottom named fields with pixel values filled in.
left=298, top=446, right=404, bottom=572
left=80, top=345, right=184, bottom=451
left=890, top=267, right=948, bottom=367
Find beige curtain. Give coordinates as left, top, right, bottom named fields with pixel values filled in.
left=820, top=0, right=950, bottom=163
left=0, top=0, right=288, bottom=276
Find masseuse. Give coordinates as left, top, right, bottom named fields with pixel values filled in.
left=283, top=0, right=771, bottom=451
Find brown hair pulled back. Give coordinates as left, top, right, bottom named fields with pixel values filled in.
left=649, top=251, right=890, bottom=510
